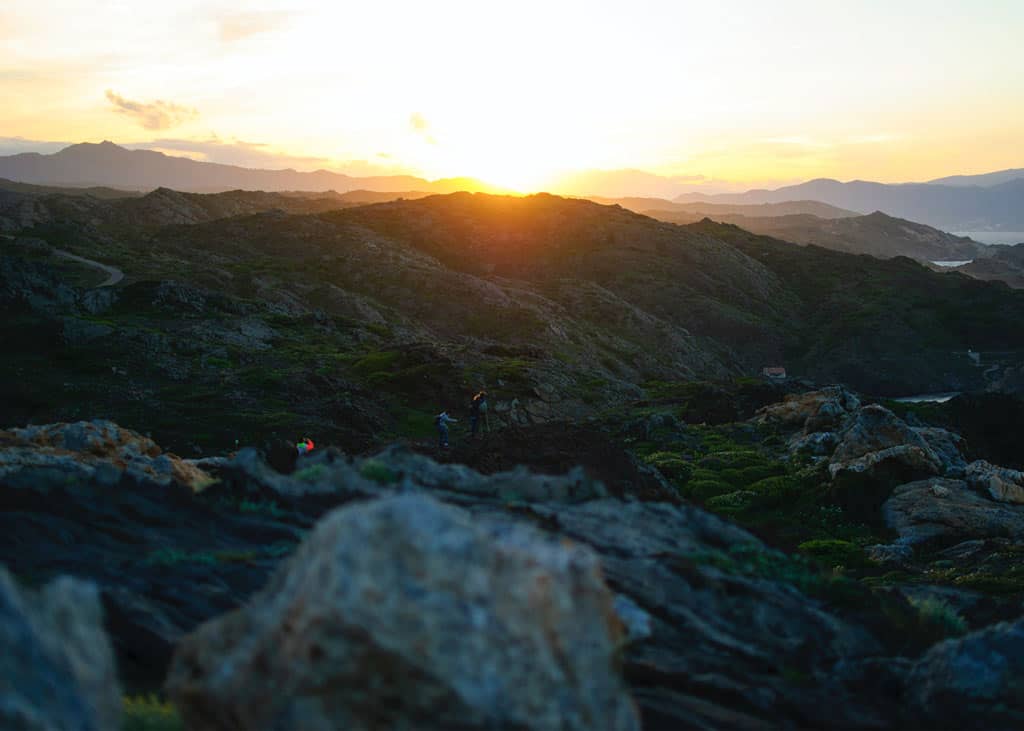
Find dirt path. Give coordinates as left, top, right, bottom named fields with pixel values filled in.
left=53, top=249, right=124, bottom=287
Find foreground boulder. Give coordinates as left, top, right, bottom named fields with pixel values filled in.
left=908, top=618, right=1024, bottom=728
left=0, top=567, right=121, bottom=730
left=166, top=494, right=640, bottom=731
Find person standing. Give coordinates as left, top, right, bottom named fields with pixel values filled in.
left=435, top=411, right=457, bottom=449
left=470, top=391, right=490, bottom=437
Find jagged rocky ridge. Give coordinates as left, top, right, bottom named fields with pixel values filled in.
left=3, top=394, right=1024, bottom=728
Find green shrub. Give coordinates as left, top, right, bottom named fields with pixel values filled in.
left=684, top=479, right=734, bottom=501
left=797, top=539, right=867, bottom=569
left=705, top=490, right=757, bottom=514
left=688, top=467, right=722, bottom=483
left=239, top=499, right=287, bottom=518
left=908, top=595, right=967, bottom=639
left=360, top=459, right=398, bottom=484
left=736, top=463, right=785, bottom=484
left=122, top=696, right=182, bottom=731
left=748, top=475, right=805, bottom=501
left=643, top=451, right=693, bottom=483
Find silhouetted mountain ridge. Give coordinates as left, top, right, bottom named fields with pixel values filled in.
left=0, top=141, right=500, bottom=195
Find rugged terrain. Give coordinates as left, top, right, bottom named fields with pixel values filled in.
left=4, top=186, right=1024, bottom=728
left=3, top=191, right=1024, bottom=461
left=4, top=384, right=1024, bottom=728
left=650, top=209, right=987, bottom=263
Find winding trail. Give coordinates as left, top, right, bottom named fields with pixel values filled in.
left=53, top=249, right=124, bottom=287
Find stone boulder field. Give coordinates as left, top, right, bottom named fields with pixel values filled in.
left=3, top=384, right=1024, bottom=729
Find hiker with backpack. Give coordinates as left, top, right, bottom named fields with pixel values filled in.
left=435, top=411, right=457, bottom=449
left=470, top=390, right=490, bottom=437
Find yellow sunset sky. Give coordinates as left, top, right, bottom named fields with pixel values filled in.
left=2, top=0, right=1022, bottom=193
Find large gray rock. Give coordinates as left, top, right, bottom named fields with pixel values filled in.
left=914, top=427, right=969, bottom=478
left=882, top=478, right=1024, bottom=548
left=166, top=494, right=640, bottom=731
left=829, top=405, right=943, bottom=482
left=908, top=618, right=1024, bottom=728
left=527, top=500, right=887, bottom=729
left=831, top=404, right=938, bottom=464
left=0, top=567, right=121, bottom=731
left=966, top=460, right=1024, bottom=504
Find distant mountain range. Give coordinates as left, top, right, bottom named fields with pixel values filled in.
left=927, top=168, right=1024, bottom=187
left=1, top=141, right=1021, bottom=231
left=0, top=141, right=500, bottom=195
left=676, top=176, right=1024, bottom=231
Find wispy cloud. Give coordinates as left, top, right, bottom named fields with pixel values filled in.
left=845, top=133, right=899, bottom=145
left=218, top=11, right=294, bottom=42
left=124, top=136, right=407, bottom=176
left=409, top=112, right=437, bottom=145
left=127, top=137, right=329, bottom=169
left=105, top=90, right=198, bottom=130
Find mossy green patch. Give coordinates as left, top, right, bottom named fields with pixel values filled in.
left=360, top=459, right=399, bottom=484
left=122, top=695, right=183, bottom=731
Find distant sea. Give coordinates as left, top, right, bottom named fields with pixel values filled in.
left=955, top=232, right=1024, bottom=246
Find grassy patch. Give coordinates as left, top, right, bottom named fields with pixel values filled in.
left=122, top=695, right=182, bottom=731
left=798, top=539, right=869, bottom=570
left=907, top=595, right=967, bottom=641
left=360, top=458, right=399, bottom=484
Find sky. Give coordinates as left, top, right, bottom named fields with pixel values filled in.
left=1, top=0, right=1023, bottom=194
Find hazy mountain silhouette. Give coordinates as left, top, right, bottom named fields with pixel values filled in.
left=675, top=176, right=1024, bottom=230
left=0, top=141, right=500, bottom=195
left=928, top=168, right=1024, bottom=187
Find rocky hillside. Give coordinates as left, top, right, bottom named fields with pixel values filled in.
left=4, top=382, right=1024, bottom=728
left=3, top=192, right=1024, bottom=459
left=0, top=185, right=393, bottom=232
left=687, top=219, right=1024, bottom=395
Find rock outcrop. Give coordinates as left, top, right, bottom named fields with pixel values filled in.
left=966, top=460, right=1024, bottom=504
left=828, top=404, right=943, bottom=481
left=753, top=385, right=860, bottom=433
left=908, top=618, right=1024, bottom=728
left=167, top=494, right=641, bottom=731
left=882, top=478, right=1024, bottom=548
left=1, top=420, right=214, bottom=491
left=0, top=567, right=121, bottom=730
